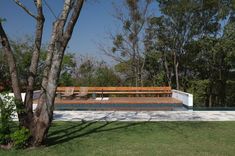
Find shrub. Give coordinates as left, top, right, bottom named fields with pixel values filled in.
left=10, top=127, right=30, bottom=149
left=0, top=93, right=30, bottom=149
left=0, top=93, right=15, bottom=145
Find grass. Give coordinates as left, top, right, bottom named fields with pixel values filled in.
left=1, top=121, right=235, bottom=156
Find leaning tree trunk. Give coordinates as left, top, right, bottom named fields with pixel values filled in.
left=0, top=22, right=26, bottom=125
left=2, top=0, right=46, bottom=134
left=32, top=0, right=84, bottom=146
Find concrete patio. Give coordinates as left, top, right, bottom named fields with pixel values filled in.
left=52, top=111, right=235, bottom=121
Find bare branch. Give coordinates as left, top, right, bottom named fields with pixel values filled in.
left=97, top=42, right=127, bottom=63
left=33, top=0, right=37, bottom=7
left=42, top=0, right=58, bottom=19
left=63, top=0, right=84, bottom=42
left=59, top=0, right=72, bottom=27
left=60, top=0, right=72, bottom=19
left=13, top=0, right=37, bottom=20
left=24, top=0, right=44, bottom=115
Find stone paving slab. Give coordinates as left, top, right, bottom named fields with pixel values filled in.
left=52, top=111, right=235, bottom=121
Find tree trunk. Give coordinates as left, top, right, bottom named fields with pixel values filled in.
left=140, top=56, right=146, bottom=87
left=24, top=3, right=45, bottom=129
left=33, top=0, right=84, bottom=146
left=173, top=52, right=179, bottom=90
left=35, top=20, right=59, bottom=117
left=162, top=52, right=171, bottom=86
left=175, top=66, right=179, bottom=90
left=1, top=0, right=84, bottom=147
left=0, top=22, right=26, bottom=125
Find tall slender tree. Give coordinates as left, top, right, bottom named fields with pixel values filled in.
left=101, top=0, right=152, bottom=87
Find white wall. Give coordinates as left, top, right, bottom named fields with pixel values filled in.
left=7, top=93, right=26, bottom=102
left=4, top=90, right=40, bottom=102
left=0, top=93, right=25, bottom=103
left=1, top=92, right=37, bottom=110
left=172, top=90, right=193, bottom=108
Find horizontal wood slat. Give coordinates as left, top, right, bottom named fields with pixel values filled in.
left=57, top=86, right=171, bottom=91
left=72, top=91, right=172, bottom=94
left=57, top=86, right=172, bottom=97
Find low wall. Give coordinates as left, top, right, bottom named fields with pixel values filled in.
left=172, top=90, right=193, bottom=108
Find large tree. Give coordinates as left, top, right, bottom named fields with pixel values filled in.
left=187, top=19, right=235, bottom=107
left=145, top=0, right=233, bottom=90
left=0, top=0, right=84, bottom=146
left=101, top=0, right=152, bottom=87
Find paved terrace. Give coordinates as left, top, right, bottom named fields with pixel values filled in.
left=52, top=111, right=235, bottom=121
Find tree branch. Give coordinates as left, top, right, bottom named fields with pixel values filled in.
left=13, top=0, right=37, bottom=20
left=63, top=0, right=84, bottom=43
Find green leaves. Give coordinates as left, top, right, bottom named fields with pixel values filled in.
left=113, top=34, right=123, bottom=48
left=0, top=93, right=16, bottom=145
left=124, top=20, right=131, bottom=30
left=10, top=127, right=30, bottom=149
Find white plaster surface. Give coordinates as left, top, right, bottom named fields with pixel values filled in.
left=172, top=90, right=193, bottom=107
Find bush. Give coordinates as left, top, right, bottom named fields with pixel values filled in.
left=10, top=127, right=30, bottom=149
left=0, top=93, right=30, bottom=149
left=0, top=93, right=15, bottom=145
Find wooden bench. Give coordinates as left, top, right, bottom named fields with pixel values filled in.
left=56, top=86, right=172, bottom=97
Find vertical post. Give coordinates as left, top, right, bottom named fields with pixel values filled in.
left=102, top=89, right=103, bottom=100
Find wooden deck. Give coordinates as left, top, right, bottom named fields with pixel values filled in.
left=53, top=97, right=183, bottom=111
left=54, top=97, right=182, bottom=105
left=33, top=97, right=183, bottom=110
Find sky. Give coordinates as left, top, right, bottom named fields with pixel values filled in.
left=0, top=0, right=158, bottom=63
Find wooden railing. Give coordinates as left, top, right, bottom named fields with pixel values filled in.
left=56, top=86, right=172, bottom=97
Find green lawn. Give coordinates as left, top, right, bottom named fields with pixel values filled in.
left=1, top=121, right=235, bottom=156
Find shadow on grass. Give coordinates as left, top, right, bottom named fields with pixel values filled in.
left=46, top=120, right=217, bottom=147
left=46, top=121, right=146, bottom=146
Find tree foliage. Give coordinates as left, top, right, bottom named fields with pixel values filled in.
left=143, top=0, right=235, bottom=106
left=75, top=56, right=121, bottom=87
left=0, top=39, right=77, bottom=90
left=103, top=0, right=152, bottom=87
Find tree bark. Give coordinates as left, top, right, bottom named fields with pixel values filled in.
left=173, top=51, right=179, bottom=90
left=175, top=63, right=179, bottom=90
left=1, top=0, right=84, bottom=147
left=33, top=0, right=84, bottom=146
left=162, top=52, right=171, bottom=86
left=23, top=1, right=45, bottom=130
left=0, top=22, right=25, bottom=125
